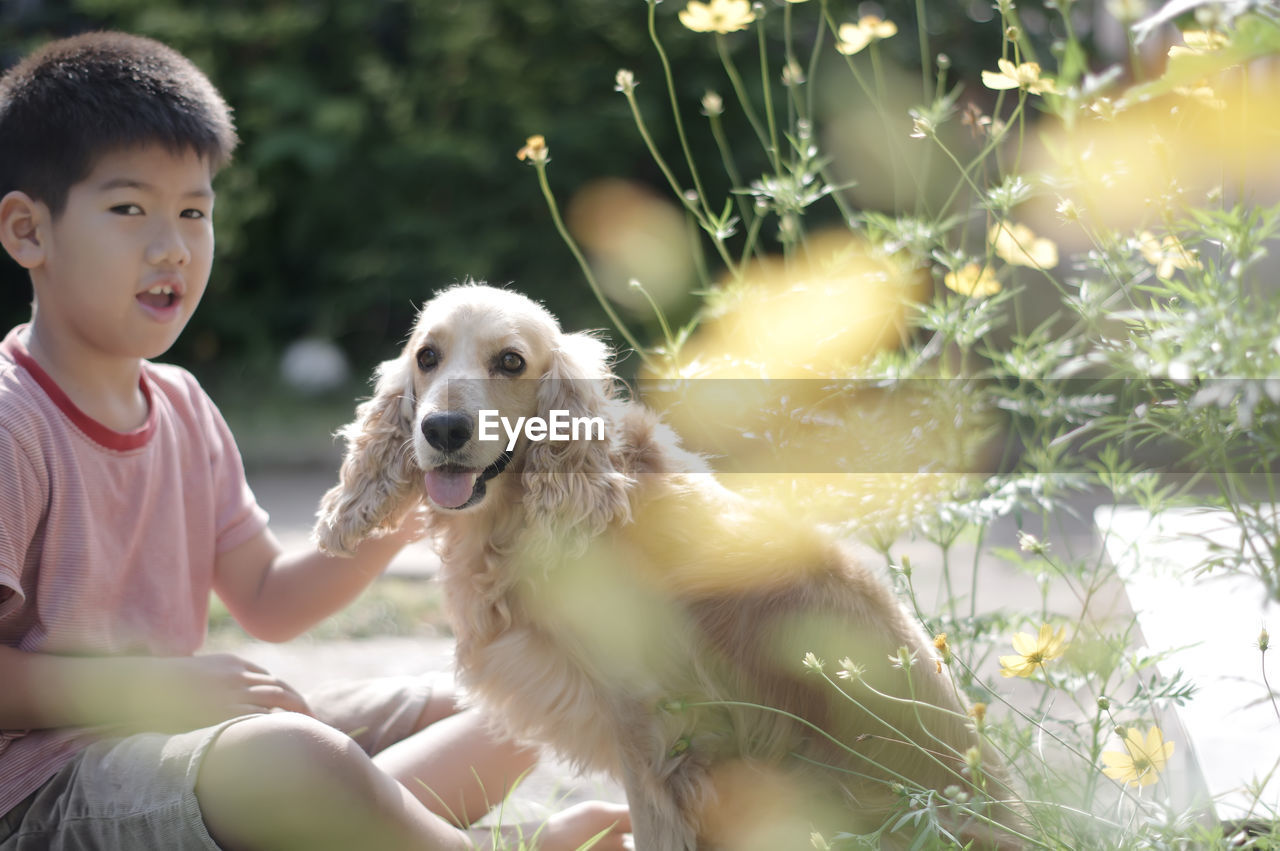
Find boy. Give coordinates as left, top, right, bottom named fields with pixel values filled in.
left=0, top=32, right=628, bottom=850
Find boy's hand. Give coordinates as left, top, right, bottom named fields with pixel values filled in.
left=0, top=646, right=312, bottom=734
left=120, top=653, right=312, bottom=732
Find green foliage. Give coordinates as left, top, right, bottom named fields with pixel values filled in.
left=0, top=0, right=1122, bottom=388
left=0, top=0, right=723, bottom=381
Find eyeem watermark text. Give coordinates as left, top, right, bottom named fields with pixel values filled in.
left=478, top=409, right=605, bottom=451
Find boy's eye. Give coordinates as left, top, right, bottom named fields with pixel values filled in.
left=181, top=209, right=207, bottom=220
left=110, top=204, right=143, bottom=215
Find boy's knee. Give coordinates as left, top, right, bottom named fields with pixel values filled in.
left=196, top=712, right=399, bottom=849
left=415, top=682, right=464, bottom=732
left=201, top=712, right=354, bottom=777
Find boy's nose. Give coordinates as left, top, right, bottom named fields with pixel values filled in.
left=145, top=222, right=191, bottom=267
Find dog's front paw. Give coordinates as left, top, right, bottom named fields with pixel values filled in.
left=312, top=485, right=369, bottom=556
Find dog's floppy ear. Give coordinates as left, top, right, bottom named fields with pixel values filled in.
left=314, top=353, right=419, bottom=555
left=522, top=332, right=632, bottom=547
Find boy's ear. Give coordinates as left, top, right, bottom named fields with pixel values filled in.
left=0, top=191, right=47, bottom=270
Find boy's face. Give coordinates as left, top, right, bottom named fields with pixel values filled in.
left=33, top=144, right=214, bottom=363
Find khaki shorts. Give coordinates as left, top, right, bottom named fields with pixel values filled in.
left=0, top=675, right=436, bottom=851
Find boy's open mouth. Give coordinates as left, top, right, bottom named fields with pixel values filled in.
left=137, top=284, right=179, bottom=309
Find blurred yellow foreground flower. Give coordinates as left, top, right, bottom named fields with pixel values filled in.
left=989, top=221, right=1059, bottom=270
left=944, top=263, right=1000, bottom=298
left=999, top=624, right=1067, bottom=677
left=1168, top=29, right=1229, bottom=58
left=836, top=16, right=898, bottom=55
left=982, top=59, right=1058, bottom=95
left=679, top=0, right=755, bottom=33
left=1137, top=231, right=1201, bottom=279
left=1101, top=726, right=1175, bottom=787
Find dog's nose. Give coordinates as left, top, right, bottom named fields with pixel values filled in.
left=422, top=411, right=473, bottom=453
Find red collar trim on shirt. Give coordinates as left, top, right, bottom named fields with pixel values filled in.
left=1, top=326, right=157, bottom=451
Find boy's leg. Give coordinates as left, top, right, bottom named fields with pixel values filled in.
left=373, top=704, right=539, bottom=827
left=195, top=711, right=471, bottom=851
left=375, top=692, right=632, bottom=850
left=195, top=711, right=631, bottom=851
left=307, top=674, right=542, bottom=827
left=0, top=705, right=627, bottom=851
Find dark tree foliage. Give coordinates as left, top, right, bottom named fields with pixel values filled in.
left=2, top=0, right=1083, bottom=384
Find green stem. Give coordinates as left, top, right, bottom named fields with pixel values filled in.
left=707, top=111, right=759, bottom=267
left=808, top=0, right=828, bottom=126
left=629, top=279, right=676, bottom=352
left=1263, top=645, right=1280, bottom=730
left=531, top=160, right=652, bottom=368
left=756, top=20, right=782, bottom=178
left=914, top=0, right=931, bottom=103
left=620, top=85, right=738, bottom=276
left=648, top=0, right=715, bottom=222
left=715, top=35, right=771, bottom=156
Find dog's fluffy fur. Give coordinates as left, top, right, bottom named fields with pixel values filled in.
left=315, top=284, right=1023, bottom=849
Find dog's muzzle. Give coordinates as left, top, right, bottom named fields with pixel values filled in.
left=420, top=411, right=514, bottom=510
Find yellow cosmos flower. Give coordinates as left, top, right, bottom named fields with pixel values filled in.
left=679, top=0, right=755, bottom=34
left=1102, top=726, right=1175, bottom=787
left=517, top=135, right=548, bottom=164
left=982, top=59, right=1059, bottom=95
left=836, top=16, right=898, bottom=55
left=989, top=221, right=1059, bottom=270
left=944, top=263, right=1001, bottom=298
left=1137, top=231, right=1201, bottom=279
left=1168, top=29, right=1229, bottom=59
left=999, top=624, right=1067, bottom=677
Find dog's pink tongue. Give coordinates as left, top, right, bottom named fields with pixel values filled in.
left=424, top=470, right=479, bottom=509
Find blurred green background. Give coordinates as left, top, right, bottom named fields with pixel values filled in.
left=1, top=0, right=1095, bottom=464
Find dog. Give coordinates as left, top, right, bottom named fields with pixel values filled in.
left=315, top=284, right=1024, bottom=849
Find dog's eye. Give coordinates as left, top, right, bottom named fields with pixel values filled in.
left=498, top=351, right=526, bottom=375
left=417, top=346, right=439, bottom=371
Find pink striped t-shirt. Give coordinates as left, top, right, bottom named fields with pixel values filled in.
left=0, top=325, right=270, bottom=816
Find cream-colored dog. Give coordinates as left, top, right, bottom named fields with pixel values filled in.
left=315, top=284, right=1022, bottom=849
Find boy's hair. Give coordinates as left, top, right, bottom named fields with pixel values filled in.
left=0, top=31, right=237, bottom=216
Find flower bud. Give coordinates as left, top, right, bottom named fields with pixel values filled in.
left=933, top=633, right=952, bottom=666
left=516, top=135, right=549, bottom=164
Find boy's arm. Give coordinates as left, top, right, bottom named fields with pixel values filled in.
left=0, top=645, right=310, bottom=732
left=212, top=510, right=423, bottom=644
